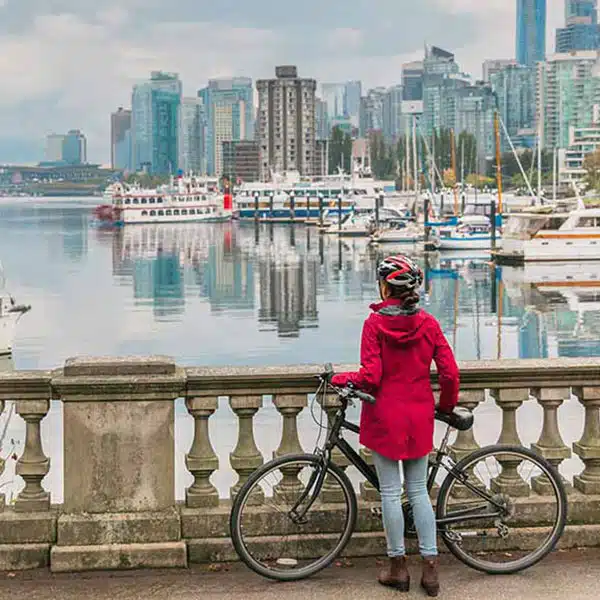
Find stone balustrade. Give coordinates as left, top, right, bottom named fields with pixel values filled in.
left=0, top=356, right=599, bottom=572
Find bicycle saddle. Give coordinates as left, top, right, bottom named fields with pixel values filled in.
left=435, top=407, right=474, bottom=431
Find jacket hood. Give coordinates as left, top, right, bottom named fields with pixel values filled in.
left=369, top=299, right=429, bottom=344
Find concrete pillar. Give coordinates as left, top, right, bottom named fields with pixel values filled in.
left=50, top=356, right=187, bottom=572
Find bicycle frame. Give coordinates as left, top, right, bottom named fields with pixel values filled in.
left=290, top=388, right=507, bottom=527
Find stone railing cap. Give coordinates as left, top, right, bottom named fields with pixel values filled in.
left=63, top=356, right=177, bottom=377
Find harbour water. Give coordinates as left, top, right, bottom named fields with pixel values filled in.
left=0, top=197, right=595, bottom=502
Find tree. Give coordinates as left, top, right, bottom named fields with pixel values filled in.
left=370, top=131, right=396, bottom=179
left=442, top=168, right=456, bottom=188
left=584, top=149, right=600, bottom=191
left=328, top=126, right=352, bottom=174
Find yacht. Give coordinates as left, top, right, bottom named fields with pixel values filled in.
left=370, top=219, right=424, bottom=244
left=433, top=215, right=500, bottom=251
left=500, top=205, right=600, bottom=262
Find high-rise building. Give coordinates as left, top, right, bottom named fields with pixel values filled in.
left=344, top=81, right=362, bottom=127
left=402, top=61, right=424, bottom=101
left=197, top=78, right=253, bottom=177
left=256, top=66, right=317, bottom=179
left=360, top=87, right=386, bottom=136
left=179, top=97, right=205, bottom=174
left=315, top=98, right=329, bottom=139
left=222, top=140, right=260, bottom=182
left=482, top=59, right=519, bottom=82
left=382, top=85, right=404, bottom=142
left=490, top=64, right=536, bottom=150
left=538, top=51, right=600, bottom=149
left=132, top=71, right=182, bottom=174
left=111, top=107, right=132, bottom=171
left=455, top=84, right=497, bottom=165
left=45, top=134, right=65, bottom=162
left=62, top=130, right=87, bottom=165
left=556, top=0, right=600, bottom=52
left=516, top=0, right=547, bottom=67
left=422, top=46, right=470, bottom=135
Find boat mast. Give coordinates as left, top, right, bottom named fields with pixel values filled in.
left=494, top=110, right=503, bottom=214
left=412, top=115, right=419, bottom=205
left=450, top=128, right=458, bottom=215
left=405, top=120, right=410, bottom=193
left=431, top=130, right=436, bottom=195
left=552, top=146, right=558, bottom=203
left=537, top=68, right=544, bottom=205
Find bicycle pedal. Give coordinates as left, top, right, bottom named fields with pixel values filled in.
left=371, top=507, right=382, bottom=519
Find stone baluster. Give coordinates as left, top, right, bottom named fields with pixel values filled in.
left=321, top=394, right=351, bottom=503
left=185, top=397, right=219, bottom=508
left=15, top=400, right=51, bottom=512
left=229, top=395, right=264, bottom=504
left=573, top=387, right=600, bottom=495
left=272, top=394, right=307, bottom=500
left=530, top=387, right=572, bottom=494
left=448, top=389, right=485, bottom=499
left=489, top=388, right=530, bottom=497
left=0, top=400, right=4, bottom=510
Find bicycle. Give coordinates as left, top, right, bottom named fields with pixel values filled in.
left=230, top=364, right=568, bottom=582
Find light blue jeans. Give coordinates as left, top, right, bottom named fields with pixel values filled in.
left=372, top=451, right=438, bottom=558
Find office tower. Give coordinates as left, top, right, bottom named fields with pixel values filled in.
left=179, top=97, right=205, bottom=174
left=62, top=130, right=87, bottom=165
left=402, top=61, right=424, bottom=101
left=516, top=0, right=547, bottom=67
left=111, top=107, right=132, bottom=170
left=45, top=134, right=66, bottom=162
left=556, top=0, right=600, bottom=51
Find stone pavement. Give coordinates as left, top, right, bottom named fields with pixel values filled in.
left=0, top=548, right=598, bottom=600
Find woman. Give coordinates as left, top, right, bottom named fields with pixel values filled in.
left=331, top=254, right=459, bottom=597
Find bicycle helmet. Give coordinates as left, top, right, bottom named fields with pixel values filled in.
left=377, top=254, right=423, bottom=291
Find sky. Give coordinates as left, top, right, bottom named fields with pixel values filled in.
left=0, top=0, right=566, bottom=165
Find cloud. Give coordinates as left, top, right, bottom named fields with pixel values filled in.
left=0, top=0, right=568, bottom=164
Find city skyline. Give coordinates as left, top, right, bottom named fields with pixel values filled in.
left=0, top=0, right=568, bottom=164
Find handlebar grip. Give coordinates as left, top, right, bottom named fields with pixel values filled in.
left=354, top=389, right=376, bottom=405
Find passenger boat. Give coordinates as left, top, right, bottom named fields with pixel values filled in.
left=94, top=173, right=232, bottom=226
left=434, top=215, right=500, bottom=251
left=499, top=205, right=600, bottom=262
left=0, top=266, right=30, bottom=356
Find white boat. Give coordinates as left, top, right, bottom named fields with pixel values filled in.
left=0, top=268, right=30, bottom=356
left=434, top=215, right=501, bottom=251
left=370, top=219, right=424, bottom=244
left=323, top=212, right=375, bottom=237
left=94, top=174, right=232, bottom=226
left=500, top=205, right=600, bottom=262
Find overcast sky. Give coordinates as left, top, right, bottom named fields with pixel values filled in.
left=0, top=0, right=566, bottom=164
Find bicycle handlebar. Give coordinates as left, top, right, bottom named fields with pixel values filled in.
left=351, top=388, right=376, bottom=405
left=318, top=364, right=376, bottom=405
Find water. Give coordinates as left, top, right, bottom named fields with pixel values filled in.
left=0, top=197, right=593, bottom=502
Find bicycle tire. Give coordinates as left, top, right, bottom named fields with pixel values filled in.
left=436, top=444, right=568, bottom=574
left=229, top=453, right=358, bottom=581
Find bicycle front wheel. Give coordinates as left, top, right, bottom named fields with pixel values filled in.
left=229, top=453, right=358, bottom=581
left=437, top=445, right=567, bottom=574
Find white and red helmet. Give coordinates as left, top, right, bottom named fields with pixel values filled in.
left=377, top=255, right=423, bottom=291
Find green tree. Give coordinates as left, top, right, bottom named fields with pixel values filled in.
left=328, top=126, right=352, bottom=174
left=584, top=149, right=600, bottom=191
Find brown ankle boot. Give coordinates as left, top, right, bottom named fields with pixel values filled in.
left=377, top=556, right=410, bottom=592
left=420, top=556, right=440, bottom=597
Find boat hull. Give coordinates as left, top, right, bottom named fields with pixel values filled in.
left=502, top=236, right=600, bottom=262
left=437, top=236, right=500, bottom=251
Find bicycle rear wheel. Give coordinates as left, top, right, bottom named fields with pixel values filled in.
left=229, top=453, right=358, bottom=581
left=436, top=445, right=567, bottom=574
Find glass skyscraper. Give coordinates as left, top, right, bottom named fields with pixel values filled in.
left=131, top=71, right=182, bottom=174
left=197, top=78, right=254, bottom=177
left=556, top=0, right=599, bottom=52
left=516, top=0, right=547, bottom=67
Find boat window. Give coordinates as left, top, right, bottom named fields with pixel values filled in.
left=166, top=210, right=172, bottom=216
left=133, top=198, right=139, bottom=204
left=578, top=217, right=596, bottom=227
left=189, top=209, right=195, bottom=215
left=157, top=197, right=163, bottom=203
left=202, top=195, right=206, bottom=201
left=149, top=198, right=155, bottom=204
left=174, top=209, right=180, bottom=215
left=141, top=210, right=148, bottom=216
left=150, top=210, right=156, bottom=216
left=182, top=209, right=188, bottom=215
left=141, top=198, right=147, bottom=204
left=158, top=210, right=164, bottom=216
left=124, top=199, right=131, bottom=204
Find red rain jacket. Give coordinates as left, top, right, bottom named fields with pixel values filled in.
left=331, top=299, right=460, bottom=461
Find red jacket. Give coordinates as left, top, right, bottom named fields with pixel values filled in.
left=331, top=299, right=460, bottom=461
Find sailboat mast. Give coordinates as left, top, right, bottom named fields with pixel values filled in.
left=494, top=110, right=503, bottom=214
left=431, top=131, right=436, bottom=195
left=412, top=115, right=419, bottom=203
left=537, top=69, right=544, bottom=204
left=450, top=128, right=458, bottom=215
left=405, top=122, right=410, bottom=193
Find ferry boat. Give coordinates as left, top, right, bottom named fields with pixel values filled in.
left=233, top=168, right=398, bottom=221
left=94, top=174, right=232, bottom=226
left=499, top=205, right=600, bottom=262
left=0, top=267, right=30, bottom=356
left=434, top=215, right=500, bottom=251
